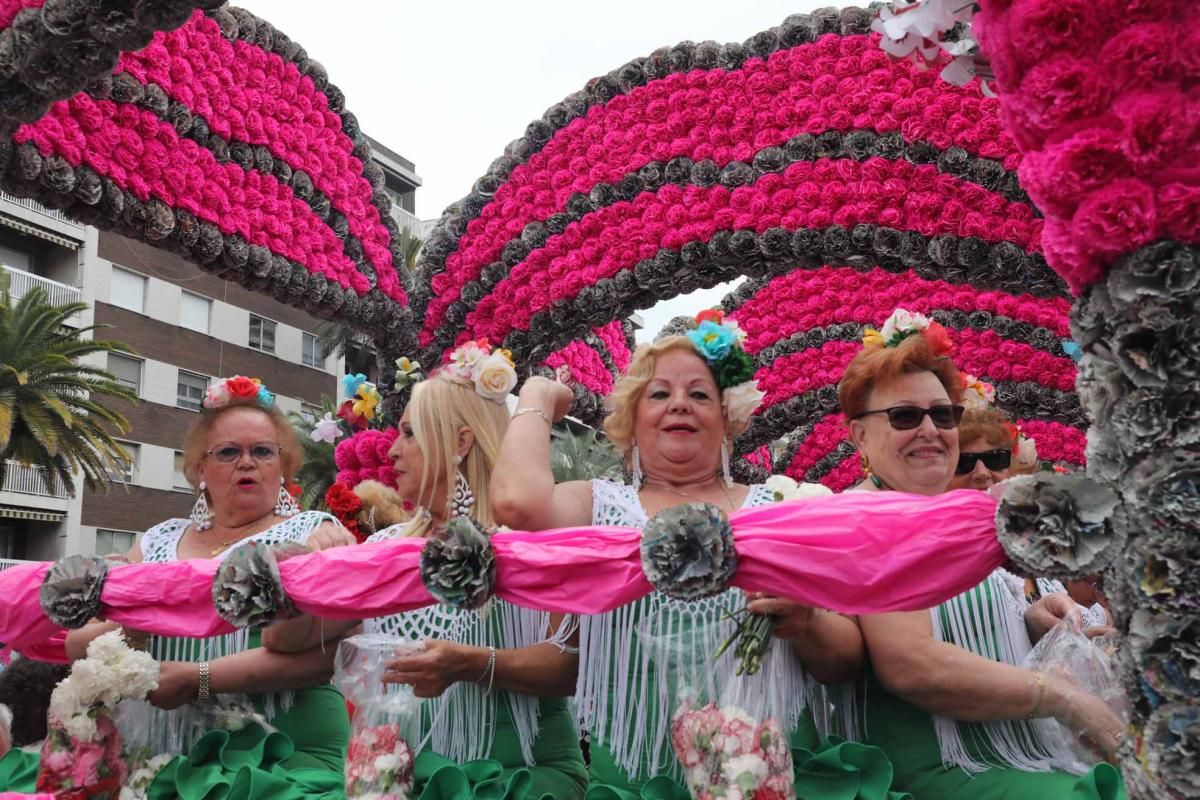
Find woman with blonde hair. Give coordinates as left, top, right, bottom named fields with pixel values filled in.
left=491, top=310, right=899, bottom=799
left=50, top=376, right=357, bottom=798
left=265, top=343, right=587, bottom=800
left=840, top=311, right=1124, bottom=799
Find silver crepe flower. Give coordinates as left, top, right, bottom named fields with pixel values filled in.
left=40, top=555, right=110, bottom=629
left=641, top=502, right=738, bottom=601
left=419, top=517, right=497, bottom=610
left=211, top=541, right=305, bottom=628
left=994, top=474, right=1124, bottom=579
left=1128, top=609, right=1200, bottom=707
left=1142, top=703, right=1200, bottom=797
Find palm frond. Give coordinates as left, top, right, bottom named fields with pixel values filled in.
left=550, top=427, right=624, bottom=483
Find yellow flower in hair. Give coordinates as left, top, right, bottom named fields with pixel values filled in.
left=498, top=348, right=515, bottom=367
left=353, top=383, right=381, bottom=420
left=862, top=328, right=885, bottom=348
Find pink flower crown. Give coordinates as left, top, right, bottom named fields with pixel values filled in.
left=202, top=376, right=274, bottom=411
left=395, top=340, right=518, bottom=405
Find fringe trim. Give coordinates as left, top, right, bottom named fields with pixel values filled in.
left=129, top=630, right=294, bottom=755
left=366, top=601, right=567, bottom=765
left=930, top=570, right=1092, bottom=775
left=577, top=590, right=812, bottom=784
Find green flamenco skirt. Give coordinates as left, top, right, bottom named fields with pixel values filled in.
left=861, top=666, right=1126, bottom=800
left=410, top=696, right=587, bottom=800
left=147, top=683, right=349, bottom=800
left=0, top=746, right=39, bottom=792
left=584, top=713, right=911, bottom=800
left=0, top=686, right=349, bottom=798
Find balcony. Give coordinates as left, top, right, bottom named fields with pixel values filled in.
left=2, top=266, right=82, bottom=321
left=2, top=461, right=68, bottom=499
left=0, top=189, right=85, bottom=243
left=0, top=558, right=33, bottom=572
left=0, top=460, right=71, bottom=518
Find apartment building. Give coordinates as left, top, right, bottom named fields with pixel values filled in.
left=0, top=137, right=421, bottom=561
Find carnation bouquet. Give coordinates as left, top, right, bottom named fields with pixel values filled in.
left=334, top=634, right=424, bottom=799
left=638, top=604, right=799, bottom=799
left=37, top=630, right=159, bottom=799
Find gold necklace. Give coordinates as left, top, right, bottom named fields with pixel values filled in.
left=641, top=478, right=736, bottom=513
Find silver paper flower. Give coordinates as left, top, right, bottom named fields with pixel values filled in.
left=641, top=502, right=738, bottom=601
left=1128, top=609, right=1200, bottom=706
left=40, top=555, right=109, bottom=629
left=994, top=474, right=1124, bottom=579
left=1142, top=702, right=1200, bottom=796
left=419, top=517, right=497, bottom=610
left=211, top=541, right=304, bottom=628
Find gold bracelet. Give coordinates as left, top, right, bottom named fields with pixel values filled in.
left=513, top=407, right=552, bottom=426
left=1027, top=670, right=1045, bottom=719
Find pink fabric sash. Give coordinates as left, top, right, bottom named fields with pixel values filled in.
left=1, top=490, right=1003, bottom=657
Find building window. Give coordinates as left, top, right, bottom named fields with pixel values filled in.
left=173, top=451, right=191, bottom=491
left=177, top=370, right=208, bottom=411
left=110, top=268, right=146, bottom=313
left=249, top=315, right=276, bottom=353
left=107, top=442, right=139, bottom=483
left=300, top=402, right=322, bottom=423
left=107, top=353, right=142, bottom=395
left=180, top=292, right=211, bottom=334
left=95, top=529, right=136, bottom=557
left=302, top=332, right=324, bottom=368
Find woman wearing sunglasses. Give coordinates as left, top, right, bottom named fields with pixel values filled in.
left=947, top=399, right=1016, bottom=490
left=52, top=376, right=357, bottom=800
left=838, top=311, right=1125, bottom=800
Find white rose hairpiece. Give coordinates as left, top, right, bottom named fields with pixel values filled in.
left=399, top=339, right=518, bottom=404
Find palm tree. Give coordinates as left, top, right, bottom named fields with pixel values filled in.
left=288, top=397, right=340, bottom=511
left=0, top=278, right=138, bottom=496
left=550, top=427, right=625, bottom=483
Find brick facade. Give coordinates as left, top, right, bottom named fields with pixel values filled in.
left=82, top=484, right=194, bottom=535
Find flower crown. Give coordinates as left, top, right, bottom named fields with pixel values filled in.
left=862, top=308, right=955, bottom=356
left=394, top=339, right=518, bottom=405
left=684, top=309, right=765, bottom=428
left=203, top=376, right=274, bottom=411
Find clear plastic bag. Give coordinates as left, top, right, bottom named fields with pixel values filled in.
left=334, top=633, right=424, bottom=800
left=637, top=603, right=797, bottom=800
left=1022, top=608, right=1127, bottom=765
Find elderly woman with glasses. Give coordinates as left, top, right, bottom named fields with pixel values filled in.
left=839, top=311, right=1126, bottom=800
left=51, top=376, right=357, bottom=800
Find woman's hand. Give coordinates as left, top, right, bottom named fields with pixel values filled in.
left=147, top=661, right=200, bottom=710
left=745, top=593, right=817, bottom=641
left=518, top=377, right=574, bottom=422
left=1047, top=677, right=1124, bottom=764
left=1025, top=593, right=1079, bottom=643
left=381, top=640, right=472, bottom=698
left=306, top=523, right=359, bottom=552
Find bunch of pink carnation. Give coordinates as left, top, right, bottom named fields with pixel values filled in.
left=345, top=723, right=415, bottom=800
left=669, top=702, right=795, bottom=800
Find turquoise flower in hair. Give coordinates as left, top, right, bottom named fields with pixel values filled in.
left=342, top=373, right=367, bottom=399
left=256, top=386, right=275, bottom=408
left=687, top=320, right=736, bottom=363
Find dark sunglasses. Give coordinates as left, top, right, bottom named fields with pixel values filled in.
left=956, top=449, right=1012, bottom=475
left=854, top=404, right=964, bottom=431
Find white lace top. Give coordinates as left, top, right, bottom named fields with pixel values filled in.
left=578, top=480, right=807, bottom=783
left=132, top=511, right=336, bottom=755
left=363, top=522, right=575, bottom=765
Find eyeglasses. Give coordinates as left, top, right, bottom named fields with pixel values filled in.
left=956, top=449, right=1012, bottom=475
left=854, top=404, right=964, bottom=431
left=205, top=443, right=282, bottom=463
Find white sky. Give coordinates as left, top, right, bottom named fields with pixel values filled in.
left=239, top=0, right=847, bottom=340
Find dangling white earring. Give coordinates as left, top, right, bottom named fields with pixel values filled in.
left=191, top=481, right=213, bottom=530
left=450, top=456, right=475, bottom=518
left=720, top=440, right=733, bottom=489
left=274, top=477, right=299, bottom=517
left=630, top=443, right=644, bottom=488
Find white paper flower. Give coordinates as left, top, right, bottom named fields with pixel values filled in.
left=1015, top=436, right=1038, bottom=468
left=452, top=343, right=486, bottom=371
left=310, top=412, right=340, bottom=443
left=722, top=381, right=765, bottom=427
left=764, top=475, right=833, bottom=502
left=880, top=308, right=930, bottom=342
left=473, top=353, right=518, bottom=403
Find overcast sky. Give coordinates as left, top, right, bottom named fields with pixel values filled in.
left=240, top=0, right=847, bottom=340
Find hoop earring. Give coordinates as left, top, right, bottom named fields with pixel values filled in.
left=274, top=477, right=299, bottom=517
left=630, top=443, right=643, bottom=488
left=450, top=464, right=476, bottom=519
left=720, top=440, right=733, bottom=489
left=191, top=481, right=213, bottom=531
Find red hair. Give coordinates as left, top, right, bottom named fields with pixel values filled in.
left=958, top=408, right=1020, bottom=450
left=838, top=334, right=964, bottom=421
